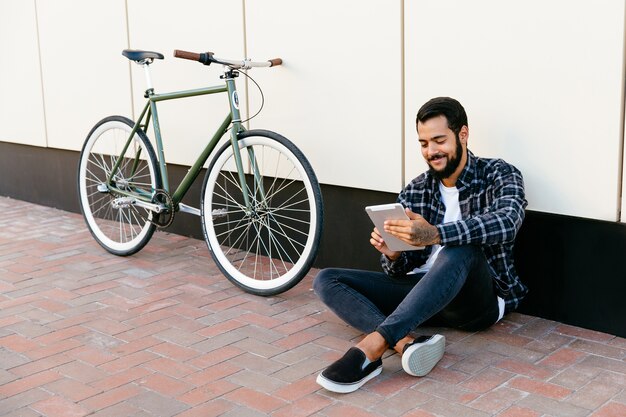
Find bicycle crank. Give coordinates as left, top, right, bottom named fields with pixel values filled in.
left=111, top=196, right=166, bottom=213
left=150, top=189, right=175, bottom=228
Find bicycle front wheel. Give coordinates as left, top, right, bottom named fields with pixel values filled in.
left=201, top=130, right=323, bottom=295
left=77, top=116, right=161, bottom=256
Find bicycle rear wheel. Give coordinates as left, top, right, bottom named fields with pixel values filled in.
left=201, top=130, right=323, bottom=295
left=77, top=116, right=161, bottom=256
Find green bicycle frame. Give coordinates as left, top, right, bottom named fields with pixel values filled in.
left=107, top=73, right=255, bottom=210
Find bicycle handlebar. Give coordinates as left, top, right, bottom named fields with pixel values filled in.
left=173, top=49, right=282, bottom=69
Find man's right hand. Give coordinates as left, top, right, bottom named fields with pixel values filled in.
left=370, top=227, right=401, bottom=261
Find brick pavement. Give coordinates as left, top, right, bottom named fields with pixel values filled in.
left=0, top=195, right=625, bottom=417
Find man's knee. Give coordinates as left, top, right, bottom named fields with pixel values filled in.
left=313, top=268, right=340, bottom=298
left=437, top=245, right=482, bottom=263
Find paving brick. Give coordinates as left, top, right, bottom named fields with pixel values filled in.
left=460, top=367, right=514, bottom=393
left=537, top=347, right=587, bottom=369
left=44, top=377, right=101, bottom=402
left=272, top=374, right=320, bottom=401
left=98, top=350, right=158, bottom=374
left=175, top=399, right=234, bottom=417
left=31, top=395, right=90, bottom=417
left=515, top=393, right=591, bottom=417
left=372, top=387, right=433, bottom=416
left=195, top=318, right=246, bottom=338
left=467, top=387, right=526, bottom=414
left=9, top=353, right=74, bottom=378
left=55, top=359, right=110, bottom=384
left=323, top=403, right=396, bottom=417
left=591, top=402, right=626, bottom=417
left=497, top=405, right=542, bottom=417
left=0, top=333, right=41, bottom=353
left=401, top=410, right=438, bottom=417
left=90, top=367, right=152, bottom=391
left=225, top=386, right=288, bottom=413
left=127, top=390, right=189, bottom=416
left=271, top=393, right=333, bottom=417
left=0, top=388, right=47, bottom=414
left=184, top=362, right=241, bottom=386
left=138, top=372, right=194, bottom=396
left=80, top=384, right=142, bottom=411
left=232, top=336, right=287, bottom=358
left=186, top=345, right=244, bottom=369
left=0, top=370, right=61, bottom=398
left=66, top=345, right=117, bottom=366
left=414, top=379, right=479, bottom=404
left=555, top=324, right=616, bottom=343
left=87, top=401, right=151, bottom=417
left=570, top=338, right=626, bottom=359
left=567, top=378, right=622, bottom=410
left=176, top=379, right=239, bottom=406
left=507, top=376, right=573, bottom=400
left=495, top=358, right=555, bottom=380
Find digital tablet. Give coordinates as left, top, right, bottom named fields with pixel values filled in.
left=365, top=203, right=424, bottom=251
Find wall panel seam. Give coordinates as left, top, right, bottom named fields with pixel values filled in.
left=242, top=0, right=250, bottom=130
left=124, top=0, right=136, bottom=121
left=619, top=1, right=626, bottom=222
left=400, top=0, right=405, bottom=189
left=33, top=0, right=49, bottom=148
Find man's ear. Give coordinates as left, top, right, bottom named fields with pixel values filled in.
left=459, top=125, right=469, bottom=144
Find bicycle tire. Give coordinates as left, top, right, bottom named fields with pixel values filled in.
left=201, top=130, right=323, bottom=295
left=77, top=116, right=161, bottom=256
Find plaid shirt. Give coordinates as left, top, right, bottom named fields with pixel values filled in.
left=381, top=150, right=528, bottom=313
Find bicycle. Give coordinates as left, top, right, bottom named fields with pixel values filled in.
left=77, top=49, right=323, bottom=296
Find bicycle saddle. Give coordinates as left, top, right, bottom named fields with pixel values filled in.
left=122, top=49, right=164, bottom=62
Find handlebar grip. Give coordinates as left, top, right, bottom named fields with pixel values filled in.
left=173, top=49, right=201, bottom=61
left=268, top=58, right=282, bottom=67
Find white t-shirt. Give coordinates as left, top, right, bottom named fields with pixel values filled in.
left=410, top=182, right=505, bottom=321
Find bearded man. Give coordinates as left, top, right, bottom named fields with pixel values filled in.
left=314, top=97, right=528, bottom=393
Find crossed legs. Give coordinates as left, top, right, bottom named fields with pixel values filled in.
left=313, top=245, right=500, bottom=366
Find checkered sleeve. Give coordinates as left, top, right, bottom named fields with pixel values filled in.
left=436, top=163, right=526, bottom=246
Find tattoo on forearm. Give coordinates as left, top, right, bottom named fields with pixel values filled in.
left=411, top=225, right=440, bottom=245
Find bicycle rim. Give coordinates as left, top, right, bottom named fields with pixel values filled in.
left=202, top=131, right=322, bottom=294
left=78, top=117, right=159, bottom=255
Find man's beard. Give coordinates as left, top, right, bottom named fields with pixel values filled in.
left=427, top=136, right=464, bottom=181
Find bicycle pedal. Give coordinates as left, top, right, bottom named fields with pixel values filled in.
left=211, top=208, right=228, bottom=219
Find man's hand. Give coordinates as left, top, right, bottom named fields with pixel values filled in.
left=370, top=227, right=402, bottom=261
left=384, top=208, right=441, bottom=247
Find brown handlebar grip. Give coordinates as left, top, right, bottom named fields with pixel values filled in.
left=268, top=58, right=282, bottom=67
left=173, top=50, right=201, bottom=61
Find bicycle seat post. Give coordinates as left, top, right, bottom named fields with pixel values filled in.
left=140, top=59, right=154, bottom=91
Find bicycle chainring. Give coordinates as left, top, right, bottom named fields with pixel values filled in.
left=150, top=189, right=175, bottom=228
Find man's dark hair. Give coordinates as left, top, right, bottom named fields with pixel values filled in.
left=416, top=97, right=468, bottom=136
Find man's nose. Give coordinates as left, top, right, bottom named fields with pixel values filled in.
left=427, top=142, right=440, bottom=157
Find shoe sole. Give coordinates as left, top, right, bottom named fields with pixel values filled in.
left=401, top=334, right=445, bottom=377
left=316, top=364, right=382, bottom=393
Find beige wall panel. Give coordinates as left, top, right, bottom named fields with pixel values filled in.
left=245, top=0, right=403, bottom=193
left=405, top=0, right=625, bottom=221
left=36, top=0, right=131, bottom=151
left=127, top=0, right=245, bottom=167
left=0, top=0, right=46, bottom=146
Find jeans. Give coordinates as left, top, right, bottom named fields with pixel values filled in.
left=313, top=245, right=500, bottom=348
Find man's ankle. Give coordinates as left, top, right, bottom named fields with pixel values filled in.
left=394, top=336, right=415, bottom=355
left=355, top=332, right=389, bottom=361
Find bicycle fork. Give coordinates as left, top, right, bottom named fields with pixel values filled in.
left=225, top=74, right=267, bottom=214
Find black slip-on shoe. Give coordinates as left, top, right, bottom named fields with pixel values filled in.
left=316, top=347, right=383, bottom=393
left=401, top=334, right=445, bottom=376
